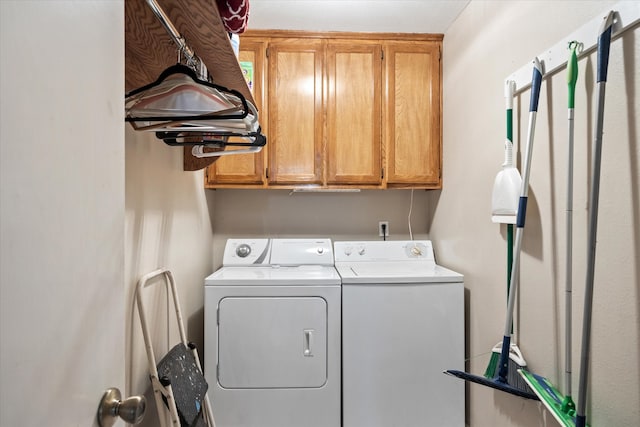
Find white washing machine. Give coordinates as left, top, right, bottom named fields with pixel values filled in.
left=204, top=238, right=341, bottom=427
left=335, top=240, right=465, bottom=427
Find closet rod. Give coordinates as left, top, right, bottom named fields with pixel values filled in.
left=146, top=0, right=197, bottom=66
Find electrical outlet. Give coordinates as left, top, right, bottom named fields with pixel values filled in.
left=378, top=221, right=389, bottom=237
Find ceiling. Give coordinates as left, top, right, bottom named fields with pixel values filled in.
left=247, top=0, right=470, bottom=33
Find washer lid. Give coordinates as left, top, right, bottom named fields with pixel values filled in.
left=335, top=262, right=463, bottom=284
left=206, top=265, right=341, bottom=286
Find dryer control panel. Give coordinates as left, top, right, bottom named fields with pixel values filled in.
left=222, top=238, right=335, bottom=267
left=270, top=239, right=334, bottom=266
left=223, top=239, right=272, bottom=266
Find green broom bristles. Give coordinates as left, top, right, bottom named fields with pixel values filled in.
left=484, top=350, right=499, bottom=378
left=484, top=342, right=535, bottom=395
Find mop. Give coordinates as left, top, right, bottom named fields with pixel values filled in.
left=575, top=11, right=615, bottom=427
left=519, top=40, right=581, bottom=427
left=445, top=58, right=543, bottom=401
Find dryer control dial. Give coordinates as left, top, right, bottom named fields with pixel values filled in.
left=236, top=244, right=252, bottom=258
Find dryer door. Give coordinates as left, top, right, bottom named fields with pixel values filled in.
left=218, top=296, right=327, bottom=388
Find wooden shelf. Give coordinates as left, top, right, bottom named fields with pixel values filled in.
left=125, top=0, right=254, bottom=171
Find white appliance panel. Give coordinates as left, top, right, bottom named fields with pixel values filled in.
left=270, top=238, right=334, bottom=266
left=342, top=281, right=464, bottom=426
left=205, top=285, right=341, bottom=427
left=336, top=240, right=465, bottom=427
left=206, top=265, right=341, bottom=286
left=334, top=240, right=435, bottom=262
left=222, top=238, right=271, bottom=266
left=204, top=238, right=341, bottom=427
left=336, top=262, right=463, bottom=283
left=218, top=296, right=327, bottom=388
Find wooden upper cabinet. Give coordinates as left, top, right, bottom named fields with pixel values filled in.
left=267, top=39, right=324, bottom=185
left=202, top=31, right=443, bottom=190
left=205, top=38, right=267, bottom=186
left=384, top=41, right=442, bottom=188
left=326, top=41, right=382, bottom=185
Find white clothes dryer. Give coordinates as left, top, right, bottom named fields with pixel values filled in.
left=204, top=238, right=341, bottom=427
left=335, top=240, right=465, bottom=427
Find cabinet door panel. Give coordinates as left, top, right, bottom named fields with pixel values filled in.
left=268, top=40, right=324, bottom=185
left=327, top=42, right=382, bottom=185
left=385, top=42, right=441, bottom=187
left=206, top=39, right=266, bottom=186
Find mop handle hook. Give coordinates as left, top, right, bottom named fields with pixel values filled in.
left=568, top=40, right=583, bottom=54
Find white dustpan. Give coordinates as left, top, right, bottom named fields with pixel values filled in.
left=491, top=138, right=522, bottom=223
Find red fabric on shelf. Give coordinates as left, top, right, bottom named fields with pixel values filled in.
left=216, top=0, right=250, bottom=34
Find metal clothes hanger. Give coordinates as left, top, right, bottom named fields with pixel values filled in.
left=125, top=64, right=250, bottom=124
left=125, top=0, right=265, bottom=156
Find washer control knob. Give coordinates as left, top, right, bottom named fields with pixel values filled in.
left=358, top=246, right=366, bottom=256
left=344, top=246, right=353, bottom=256
left=410, top=245, right=422, bottom=256
left=236, top=244, right=252, bottom=258
left=317, top=247, right=324, bottom=254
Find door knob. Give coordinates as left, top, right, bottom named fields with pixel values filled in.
left=97, top=387, right=146, bottom=427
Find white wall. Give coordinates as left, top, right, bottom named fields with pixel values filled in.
left=211, top=189, right=430, bottom=267
left=0, top=2, right=213, bottom=426
left=433, top=1, right=639, bottom=426
left=125, top=129, right=215, bottom=426
left=0, top=1, right=125, bottom=425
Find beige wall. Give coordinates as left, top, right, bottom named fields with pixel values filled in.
left=211, top=189, right=430, bottom=268
left=1, top=1, right=125, bottom=425
left=125, top=128, right=215, bottom=426
left=433, top=1, right=639, bottom=426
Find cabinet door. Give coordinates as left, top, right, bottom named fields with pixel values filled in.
left=267, top=39, right=324, bottom=185
left=205, top=39, right=266, bottom=186
left=326, top=41, right=382, bottom=185
left=384, top=41, right=442, bottom=187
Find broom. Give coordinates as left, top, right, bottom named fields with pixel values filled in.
left=485, top=80, right=531, bottom=394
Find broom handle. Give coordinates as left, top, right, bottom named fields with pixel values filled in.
left=505, top=80, right=515, bottom=328
left=498, top=59, right=542, bottom=381
left=576, top=11, right=614, bottom=427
